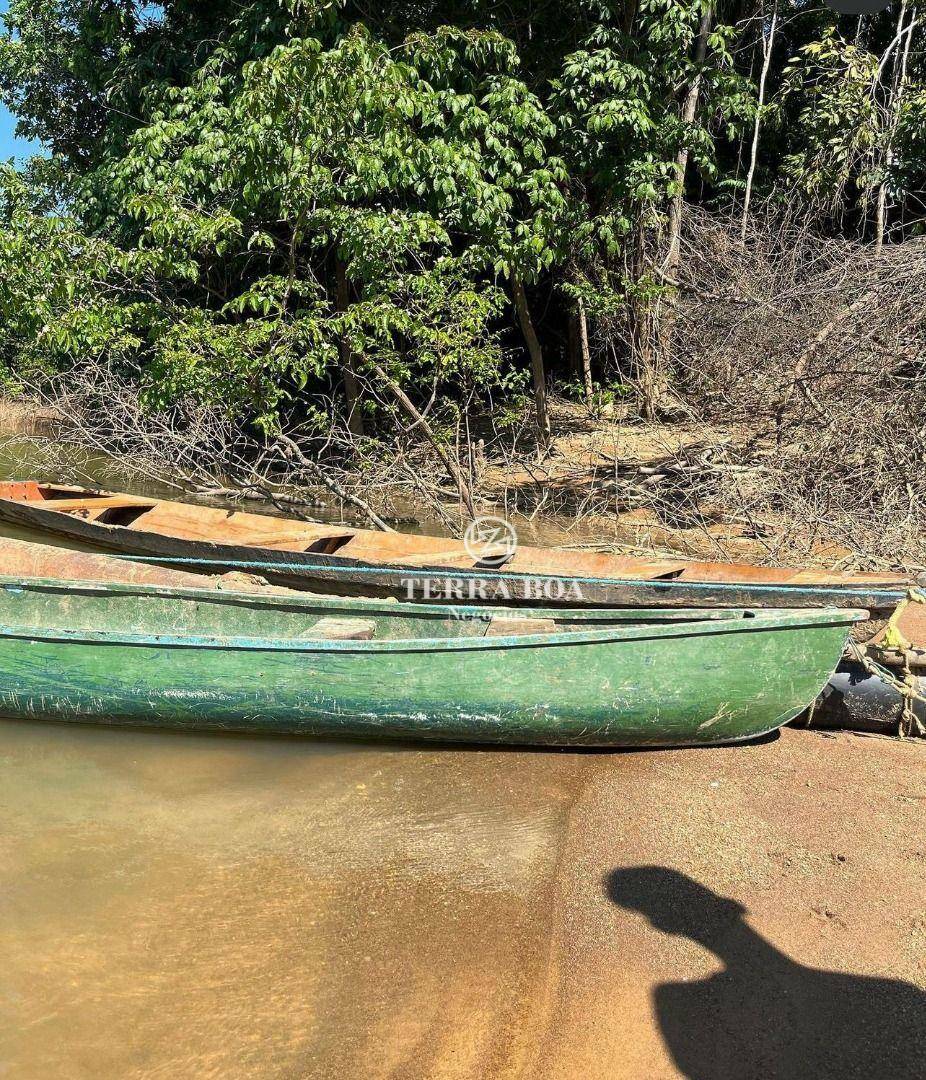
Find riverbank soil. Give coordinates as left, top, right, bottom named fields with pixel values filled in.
left=0, top=723, right=923, bottom=1079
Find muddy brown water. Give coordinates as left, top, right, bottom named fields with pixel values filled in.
left=0, top=435, right=584, bottom=1075
left=0, top=439, right=924, bottom=1078
left=0, top=434, right=613, bottom=549
left=0, top=721, right=592, bottom=1078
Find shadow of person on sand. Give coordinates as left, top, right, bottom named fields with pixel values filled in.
left=605, top=867, right=925, bottom=1080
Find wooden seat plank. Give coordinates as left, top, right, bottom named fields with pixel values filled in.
left=305, top=617, right=376, bottom=640
left=39, top=496, right=156, bottom=513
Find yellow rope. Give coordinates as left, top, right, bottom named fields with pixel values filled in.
left=855, top=587, right=926, bottom=738
left=879, top=586, right=926, bottom=653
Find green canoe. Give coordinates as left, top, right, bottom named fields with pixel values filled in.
left=0, top=577, right=863, bottom=747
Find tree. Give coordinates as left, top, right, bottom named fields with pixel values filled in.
left=740, top=2, right=778, bottom=241
left=0, top=5, right=571, bottom=474
left=550, top=0, right=752, bottom=415
left=1, top=0, right=923, bottom=490
left=779, top=18, right=926, bottom=239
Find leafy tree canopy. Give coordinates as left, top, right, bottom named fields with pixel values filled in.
left=0, top=0, right=922, bottom=438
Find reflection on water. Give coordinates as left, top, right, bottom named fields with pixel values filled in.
left=0, top=720, right=590, bottom=1078
left=0, top=433, right=465, bottom=538
left=0, top=435, right=361, bottom=528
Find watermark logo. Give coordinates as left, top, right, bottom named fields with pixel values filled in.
left=463, top=515, right=518, bottom=568
left=403, top=573, right=585, bottom=604
left=402, top=514, right=585, bottom=604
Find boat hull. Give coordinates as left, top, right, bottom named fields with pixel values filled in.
left=0, top=580, right=859, bottom=747
left=0, top=501, right=903, bottom=611
left=0, top=483, right=909, bottom=611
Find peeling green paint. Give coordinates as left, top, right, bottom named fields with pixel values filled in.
left=0, top=577, right=864, bottom=747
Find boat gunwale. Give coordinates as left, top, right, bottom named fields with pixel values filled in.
left=0, top=575, right=867, bottom=653
left=0, top=573, right=750, bottom=622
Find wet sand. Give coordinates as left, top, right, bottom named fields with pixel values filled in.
left=1, top=722, right=923, bottom=1079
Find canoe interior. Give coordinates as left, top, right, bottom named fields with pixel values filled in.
left=0, top=576, right=766, bottom=644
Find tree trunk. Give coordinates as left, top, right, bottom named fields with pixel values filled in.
left=577, top=298, right=594, bottom=403
left=512, top=275, right=551, bottom=445
left=741, top=3, right=778, bottom=242
left=875, top=183, right=888, bottom=253
left=369, top=362, right=476, bottom=518
left=568, top=308, right=581, bottom=380
left=335, top=259, right=366, bottom=438
left=626, top=219, right=672, bottom=421
left=665, top=4, right=713, bottom=275
left=876, top=3, right=914, bottom=253
left=634, top=300, right=663, bottom=421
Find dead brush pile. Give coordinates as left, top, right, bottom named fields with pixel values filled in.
left=667, top=208, right=926, bottom=570
left=11, top=208, right=926, bottom=571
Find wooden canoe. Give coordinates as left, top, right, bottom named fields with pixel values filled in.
left=0, top=534, right=292, bottom=592
left=0, top=481, right=912, bottom=611
left=0, top=575, right=863, bottom=746
left=0, top=534, right=910, bottom=736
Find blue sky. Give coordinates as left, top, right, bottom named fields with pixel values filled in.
left=0, top=106, right=38, bottom=162
left=0, top=1, right=165, bottom=161
left=0, top=0, right=41, bottom=161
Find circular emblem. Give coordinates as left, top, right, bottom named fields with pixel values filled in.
left=463, top=515, right=518, bottom=567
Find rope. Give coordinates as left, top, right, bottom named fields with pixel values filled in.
left=848, top=586, right=926, bottom=739
left=878, top=586, right=926, bottom=652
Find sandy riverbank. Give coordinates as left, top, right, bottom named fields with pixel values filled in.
left=0, top=722, right=922, bottom=1078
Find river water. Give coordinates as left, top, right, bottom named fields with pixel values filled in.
left=1, top=719, right=595, bottom=1078
left=0, top=437, right=594, bottom=1078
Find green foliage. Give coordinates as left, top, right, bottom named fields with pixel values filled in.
left=0, top=0, right=922, bottom=441
left=0, top=8, right=569, bottom=428
left=553, top=2, right=751, bottom=216
left=550, top=0, right=753, bottom=327
left=779, top=24, right=926, bottom=217
left=0, top=165, right=147, bottom=391
left=95, top=14, right=567, bottom=425
left=890, top=87, right=926, bottom=197
left=780, top=31, right=883, bottom=205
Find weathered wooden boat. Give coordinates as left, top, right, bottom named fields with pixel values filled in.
left=0, top=576, right=863, bottom=746
left=0, top=534, right=913, bottom=738
left=0, top=482, right=912, bottom=611
left=0, top=534, right=292, bottom=593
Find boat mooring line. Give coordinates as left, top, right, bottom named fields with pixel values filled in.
left=101, top=554, right=909, bottom=600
